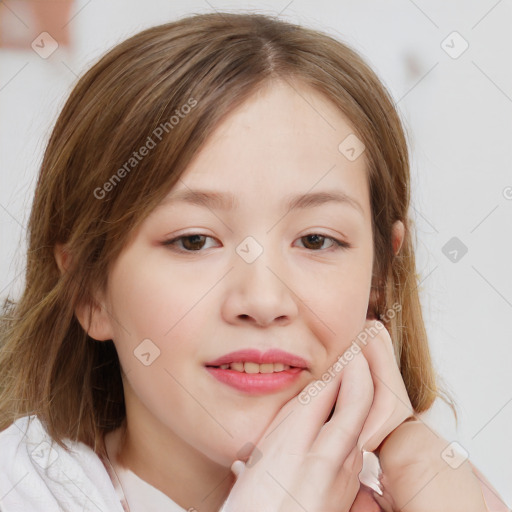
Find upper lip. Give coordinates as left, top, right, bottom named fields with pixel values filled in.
left=205, top=349, right=309, bottom=369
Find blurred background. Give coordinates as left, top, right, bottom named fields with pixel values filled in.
left=1, top=0, right=511, bottom=506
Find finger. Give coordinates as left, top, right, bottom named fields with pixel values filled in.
left=250, top=357, right=347, bottom=464
left=325, top=447, right=364, bottom=511
left=287, top=445, right=362, bottom=512
left=371, top=490, right=395, bottom=512
left=349, top=485, right=383, bottom=512
left=311, top=351, right=374, bottom=468
left=357, top=320, right=413, bottom=451
left=230, top=367, right=349, bottom=509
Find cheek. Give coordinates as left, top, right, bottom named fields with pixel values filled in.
left=102, top=239, right=375, bottom=465
left=107, top=252, right=209, bottom=342
left=295, top=252, right=373, bottom=363
left=104, top=249, right=219, bottom=393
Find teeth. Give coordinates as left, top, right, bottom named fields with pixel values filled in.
left=259, top=363, right=274, bottom=374
left=217, top=362, right=291, bottom=373
left=244, top=362, right=260, bottom=374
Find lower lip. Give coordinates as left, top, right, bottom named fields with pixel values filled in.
left=205, top=367, right=304, bottom=394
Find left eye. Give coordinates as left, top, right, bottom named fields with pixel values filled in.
left=162, top=233, right=350, bottom=253
left=296, top=234, right=349, bottom=251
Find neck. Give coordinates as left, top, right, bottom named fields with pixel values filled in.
left=105, top=419, right=235, bottom=512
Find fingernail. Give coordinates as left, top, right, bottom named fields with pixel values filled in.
left=358, top=451, right=383, bottom=496
left=231, top=460, right=246, bottom=478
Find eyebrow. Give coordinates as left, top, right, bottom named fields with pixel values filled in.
left=161, top=189, right=364, bottom=216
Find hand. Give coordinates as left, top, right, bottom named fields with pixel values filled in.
left=222, top=319, right=413, bottom=512
left=349, top=485, right=385, bottom=512
left=356, top=319, right=414, bottom=452
left=222, top=347, right=374, bottom=512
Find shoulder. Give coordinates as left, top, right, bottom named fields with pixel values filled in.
left=0, top=415, right=51, bottom=468
left=0, top=415, right=124, bottom=512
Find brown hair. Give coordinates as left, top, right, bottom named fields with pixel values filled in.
left=0, top=11, right=454, bottom=455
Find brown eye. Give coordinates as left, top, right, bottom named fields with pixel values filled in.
left=162, top=232, right=350, bottom=254
left=163, top=234, right=216, bottom=252
left=295, top=233, right=351, bottom=252
left=300, top=234, right=330, bottom=250
left=299, top=233, right=352, bottom=252
left=181, top=235, right=207, bottom=251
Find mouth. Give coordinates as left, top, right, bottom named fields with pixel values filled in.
left=206, top=362, right=296, bottom=373
left=204, top=349, right=309, bottom=395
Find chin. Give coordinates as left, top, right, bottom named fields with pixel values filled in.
left=193, top=398, right=292, bottom=467
left=199, top=428, right=266, bottom=468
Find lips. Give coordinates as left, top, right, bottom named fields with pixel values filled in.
left=204, top=349, right=309, bottom=369
left=204, top=349, right=308, bottom=395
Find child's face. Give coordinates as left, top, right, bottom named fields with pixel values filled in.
left=100, top=79, right=374, bottom=467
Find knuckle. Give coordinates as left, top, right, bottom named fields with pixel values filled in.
left=345, top=446, right=363, bottom=473
left=326, top=421, right=360, bottom=447
left=340, top=449, right=362, bottom=478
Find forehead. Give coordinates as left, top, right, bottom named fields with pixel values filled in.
left=162, top=79, right=371, bottom=220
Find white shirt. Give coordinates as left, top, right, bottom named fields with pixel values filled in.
left=0, top=415, right=194, bottom=511
left=0, top=415, right=385, bottom=512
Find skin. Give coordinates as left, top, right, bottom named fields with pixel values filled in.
left=221, top=320, right=413, bottom=511
left=374, top=420, right=489, bottom=511
left=59, top=79, right=410, bottom=510
left=55, top=79, right=493, bottom=511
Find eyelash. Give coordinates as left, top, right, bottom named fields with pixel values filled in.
left=161, top=233, right=351, bottom=253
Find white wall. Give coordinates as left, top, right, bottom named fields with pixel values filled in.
left=1, top=0, right=511, bottom=505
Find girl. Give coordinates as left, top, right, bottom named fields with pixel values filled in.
left=0, top=11, right=508, bottom=512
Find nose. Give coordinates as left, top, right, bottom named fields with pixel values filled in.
left=221, top=249, right=299, bottom=328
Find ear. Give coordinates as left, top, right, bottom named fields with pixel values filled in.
left=391, top=220, right=405, bottom=256
left=54, top=243, right=114, bottom=341
left=54, top=242, right=71, bottom=274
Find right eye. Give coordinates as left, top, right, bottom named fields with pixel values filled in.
left=161, top=234, right=219, bottom=253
